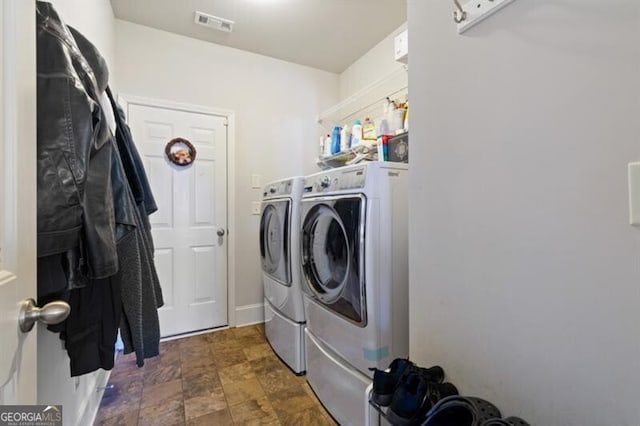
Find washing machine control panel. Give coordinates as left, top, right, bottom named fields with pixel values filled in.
left=306, top=167, right=367, bottom=193
left=319, top=177, right=331, bottom=190
left=263, top=180, right=292, bottom=198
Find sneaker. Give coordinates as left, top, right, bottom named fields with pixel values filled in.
left=386, top=374, right=459, bottom=425
left=370, top=359, right=445, bottom=407
left=411, top=364, right=445, bottom=384
left=369, top=358, right=414, bottom=406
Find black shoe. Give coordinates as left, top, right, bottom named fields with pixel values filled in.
left=411, top=365, right=445, bottom=384
left=369, top=358, right=415, bottom=406
left=423, top=396, right=502, bottom=426
left=424, top=382, right=458, bottom=407
left=387, top=374, right=459, bottom=425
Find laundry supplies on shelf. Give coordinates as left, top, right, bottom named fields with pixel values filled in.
left=363, top=117, right=377, bottom=140
left=340, top=124, right=351, bottom=152
left=331, top=125, right=342, bottom=155
left=315, top=91, right=409, bottom=169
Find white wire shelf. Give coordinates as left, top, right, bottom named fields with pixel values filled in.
left=316, top=143, right=378, bottom=170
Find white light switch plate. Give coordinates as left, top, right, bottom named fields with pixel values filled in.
left=251, top=201, right=261, bottom=215
left=457, top=0, right=515, bottom=34
left=628, top=163, right=640, bottom=226
left=251, top=174, right=261, bottom=189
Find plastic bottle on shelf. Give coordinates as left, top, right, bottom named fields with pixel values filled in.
left=378, top=117, right=390, bottom=137
left=331, top=126, right=342, bottom=155
left=377, top=135, right=392, bottom=162
left=379, top=98, right=392, bottom=136
left=403, top=101, right=409, bottom=132
left=351, top=120, right=363, bottom=147
left=385, top=97, right=397, bottom=133
left=324, top=134, right=332, bottom=157
left=392, top=108, right=406, bottom=134
left=363, top=117, right=377, bottom=141
left=340, top=124, right=351, bottom=152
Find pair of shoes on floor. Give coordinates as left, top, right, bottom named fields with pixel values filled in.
left=370, top=358, right=458, bottom=425
left=421, top=395, right=530, bottom=426
left=370, top=358, right=447, bottom=406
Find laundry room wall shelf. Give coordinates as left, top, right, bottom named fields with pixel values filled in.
left=317, top=67, right=408, bottom=131
left=316, top=144, right=377, bottom=170
left=316, top=66, right=407, bottom=169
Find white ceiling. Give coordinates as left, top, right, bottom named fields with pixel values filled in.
left=110, top=0, right=407, bottom=74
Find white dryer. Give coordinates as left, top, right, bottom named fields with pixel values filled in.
left=260, top=176, right=306, bottom=374
left=301, top=162, right=409, bottom=425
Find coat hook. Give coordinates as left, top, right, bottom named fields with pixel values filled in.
left=453, top=0, right=467, bottom=23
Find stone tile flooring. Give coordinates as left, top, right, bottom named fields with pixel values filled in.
left=95, top=324, right=338, bottom=425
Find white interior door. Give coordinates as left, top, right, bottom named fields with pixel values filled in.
left=0, top=0, right=37, bottom=404
left=127, top=102, right=228, bottom=337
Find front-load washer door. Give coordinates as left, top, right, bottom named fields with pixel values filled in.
left=260, top=199, right=291, bottom=285
left=301, top=195, right=366, bottom=326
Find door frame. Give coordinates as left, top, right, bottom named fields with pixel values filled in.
left=1, top=0, right=37, bottom=404
left=118, top=94, right=238, bottom=328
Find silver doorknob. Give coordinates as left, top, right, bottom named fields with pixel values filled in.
left=217, top=228, right=225, bottom=237
left=19, top=298, right=70, bottom=333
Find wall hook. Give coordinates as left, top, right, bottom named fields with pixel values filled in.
left=453, top=0, right=467, bottom=23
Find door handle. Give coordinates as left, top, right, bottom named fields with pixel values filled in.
left=19, top=298, right=70, bottom=333
left=217, top=228, right=225, bottom=237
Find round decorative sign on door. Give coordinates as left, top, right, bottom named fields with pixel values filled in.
left=165, top=137, right=197, bottom=166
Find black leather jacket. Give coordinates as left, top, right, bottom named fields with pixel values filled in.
left=36, top=2, right=118, bottom=278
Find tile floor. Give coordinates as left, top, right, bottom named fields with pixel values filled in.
left=94, top=324, right=338, bottom=425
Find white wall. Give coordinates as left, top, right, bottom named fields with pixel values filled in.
left=49, top=0, right=116, bottom=86
left=339, top=22, right=407, bottom=99
left=38, top=2, right=116, bottom=425
left=408, top=1, right=640, bottom=425
left=114, top=20, right=339, bottom=311
left=327, top=23, right=408, bottom=134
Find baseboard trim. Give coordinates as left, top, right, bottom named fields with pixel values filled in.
left=78, top=368, right=110, bottom=426
left=235, top=303, right=265, bottom=327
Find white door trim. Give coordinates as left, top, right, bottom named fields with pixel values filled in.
left=117, top=94, right=237, bottom=327
left=0, top=0, right=37, bottom=404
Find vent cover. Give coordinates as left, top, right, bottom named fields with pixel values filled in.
left=194, top=11, right=234, bottom=33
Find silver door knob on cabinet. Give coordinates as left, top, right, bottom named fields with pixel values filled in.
left=217, top=228, right=225, bottom=237
left=19, top=298, right=70, bottom=333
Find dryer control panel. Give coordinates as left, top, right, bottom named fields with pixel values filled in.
left=304, top=166, right=367, bottom=194
left=263, top=179, right=293, bottom=198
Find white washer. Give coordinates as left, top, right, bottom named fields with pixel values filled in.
left=301, top=162, right=409, bottom=425
left=260, top=176, right=306, bottom=374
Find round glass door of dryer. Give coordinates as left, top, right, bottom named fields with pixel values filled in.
left=302, top=204, right=349, bottom=303
left=301, top=196, right=366, bottom=325
left=259, top=200, right=291, bottom=285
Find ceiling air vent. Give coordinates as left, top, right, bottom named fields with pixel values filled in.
left=194, top=11, right=234, bottom=33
